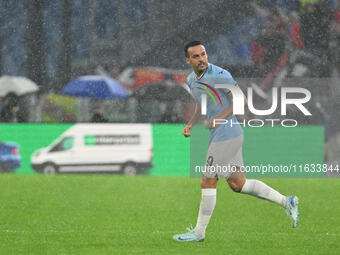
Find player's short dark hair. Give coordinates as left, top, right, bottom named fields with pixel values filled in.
left=185, top=41, right=203, bottom=58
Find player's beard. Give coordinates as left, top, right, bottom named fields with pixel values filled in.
left=196, top=62, right=207, bottom=75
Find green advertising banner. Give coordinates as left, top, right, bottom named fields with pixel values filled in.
left=0, top=124, right=324, bottom=176
left=0, top=124, right=73, bottom=174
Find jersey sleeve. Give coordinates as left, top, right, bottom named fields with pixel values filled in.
left=185, top=74, right=194, bottom=96
left=186, top=75, right=191, bottom=89
left=214, top=69, right=237, bottom=94
left=214, top=70, right=236, bottom=85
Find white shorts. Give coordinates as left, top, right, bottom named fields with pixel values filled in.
left=203, top=135, right=244, bottom=179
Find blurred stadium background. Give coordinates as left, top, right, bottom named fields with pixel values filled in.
left=0, top=0, right=339, bottom=173
left=1, top=1, right=340, bottom=254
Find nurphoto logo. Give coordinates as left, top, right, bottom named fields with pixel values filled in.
left=200, top=83, right=312, bottom=127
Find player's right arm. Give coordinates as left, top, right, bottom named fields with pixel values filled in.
left=182, top=102, right=201, bottom=137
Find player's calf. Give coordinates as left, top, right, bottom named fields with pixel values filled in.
left=227, top=177, right=245, bottom=192
left=226, top=167, right=246, bottom=193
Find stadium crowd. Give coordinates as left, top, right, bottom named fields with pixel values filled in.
left=0, top=0, right=340, bottom=124
left=250, top=0, right=340, bottom=81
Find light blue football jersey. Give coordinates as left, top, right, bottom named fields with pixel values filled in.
left=186, top=63, right=243, bottom=143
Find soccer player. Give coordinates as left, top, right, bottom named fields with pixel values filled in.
left=173, top=41, right=299, bottom=242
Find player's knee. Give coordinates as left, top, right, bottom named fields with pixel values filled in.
left=201, top=178, right=218, bottom=189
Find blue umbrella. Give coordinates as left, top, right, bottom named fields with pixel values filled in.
left=61, top=76, right=128, bottom=99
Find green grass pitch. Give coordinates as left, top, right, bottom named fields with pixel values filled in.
left=0, top=175, right=339, bottom=255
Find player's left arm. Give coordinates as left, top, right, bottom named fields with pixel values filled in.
left=206, top=84, right=247, bottom=129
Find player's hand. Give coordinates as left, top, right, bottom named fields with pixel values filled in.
left=182, top=124, right=192, bottom=137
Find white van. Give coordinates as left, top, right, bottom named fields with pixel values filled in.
left=31, top=124, right=153, bottom=175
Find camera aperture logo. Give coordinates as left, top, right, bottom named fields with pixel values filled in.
left=199, top=83, right=312, bottom=128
